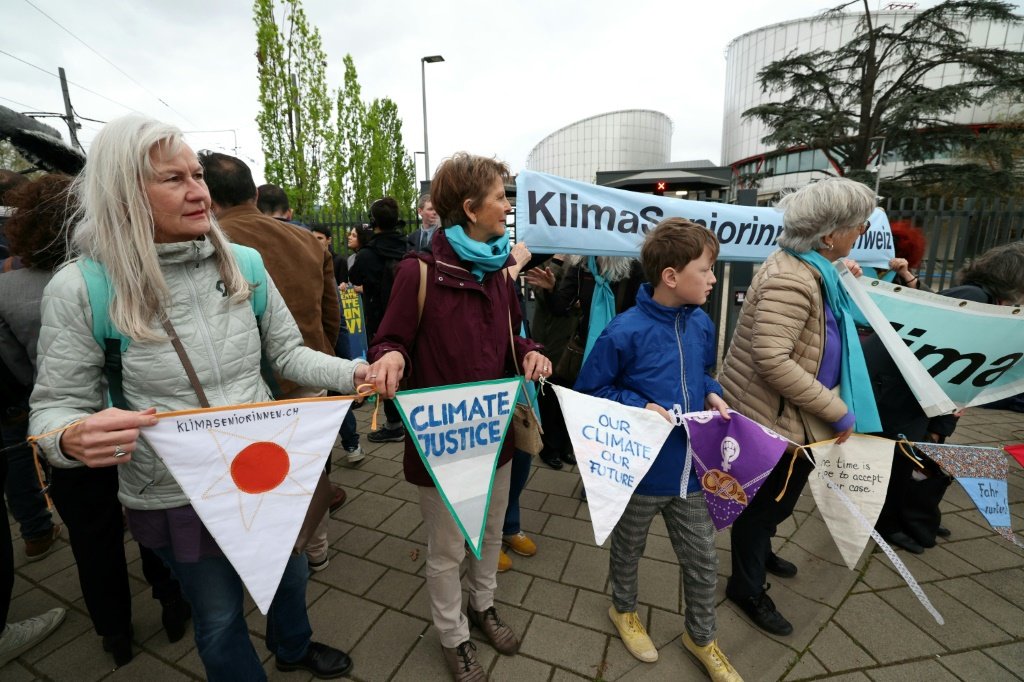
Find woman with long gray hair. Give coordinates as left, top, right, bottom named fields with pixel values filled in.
left=718, top=177, right=882, bottom=638
left=30, top=115, right=378, bottom=681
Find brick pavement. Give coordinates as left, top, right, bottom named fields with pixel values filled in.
left=3, top=405, right=1023, bottom=681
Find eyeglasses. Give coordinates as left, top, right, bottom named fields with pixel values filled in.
left=857, top=220, right=871, bottom=235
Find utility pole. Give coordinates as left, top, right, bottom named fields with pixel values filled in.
left=58, top=67, right=84, bottom=153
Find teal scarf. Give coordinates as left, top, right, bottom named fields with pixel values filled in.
left=445, top=226, right=510, bottom=282
left=583, top=256, right=616, bottom=363
left=786, top=249, right=882, bottom=434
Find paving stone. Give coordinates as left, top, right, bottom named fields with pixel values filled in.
left=332, top=466, right=375, bottom=489
left=401, top=581, right=433, bottom=622
left=363, top=568, right=424, bottom=610
left=335, top=490, right=404, bottom=528
left=943, top=537, right=1024, bottom=572
left=784, top=651, right=828, bottom=680
left=519, top=508, right=550, bottom=534
left=787, top=514, right=851, bottom=568
left=519, top=614, right=608, bottom=677
left=974, top=566, right=1024, bottom=613
left=541, top=493, right=581, bottom=517
left=550, top=669, right=592, bottom=682
left=543, top=514, right=596, bottom=544
left=876, top=547, right=946, bottom=582
left=318, top=552, right=386, bottom=595
left=306, top=588, right=384, bottom=653
left=727, top=577, right=833, bottom=651
left=376, top=501, right=424, bottom=538
left=336, top=525, right=386, bottom=556
left=527, top=467, right=579, bottom=497
left=522, top=577, right=576, bottom=620
left=489, top=653, right=553, bottom=681
left=865, top=658, right=960, bottom=682
left=939, top=510, right=996, bottom=540
left=647, top=607, right=686, bottom=649
left=518, top=489, right=546, bottom=511
left=386, top=479, right=420, bottom=503
left=935, top=575, right=1024, bottom=637
left=807, top=622, right=876, bottom=672
left=12, top=543, right=77, bottom=582
left=359, top=455, right=404, bottom=477
left=635, top=557, right=680, bottom=611
left=31, top=626, right=124, bottom=681
left=858, top=554, right=903, bottom=591
left=832, top=592, right=944, bottom=664
left=14, top=600, right=93, bottom=665
left=648, top=514, right=668, bottom=537
left=561, top=542, right=609, bottom=592
left=696, top=605, right=796, bottom=682
left=982, top=640, right=1024, bottom=676
left=568, top=588, right=646, bottom=636
left=365, top=535, right=427, bottom=575
left=575, top=501, right=592, bottom=522
left=775, top=543, right=859, bottom=607
left=494, top=567, right=533, bottom=606
left=938, top=650, right=1022, bottom=681
left=509, top=535, right=572, bottom=581
left=107, top=651, right=192, bottom=680
left=360, top=472, right=401, bottom=494
left=348, top=609, right=428, bottom=682
left=642, top=533, right=678, bottom=562
left=391, top=627, right=495, bottom=682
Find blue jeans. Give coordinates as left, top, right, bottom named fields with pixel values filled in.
left=153, top=549, right=312, bottom=682
left=502, top=449, right=533, bottom=536
left=1, top=418, right=53, bottom=540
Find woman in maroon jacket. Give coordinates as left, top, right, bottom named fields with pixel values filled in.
left=369, top=153, right=549, bottom=681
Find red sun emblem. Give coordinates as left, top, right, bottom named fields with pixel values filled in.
left=230, top=441, right=290, bottom=494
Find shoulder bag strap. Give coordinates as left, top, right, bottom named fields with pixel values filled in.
left=159, top=316, right=210, bottom=408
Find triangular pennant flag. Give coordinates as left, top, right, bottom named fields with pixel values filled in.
left=392, top=378, right=520, bottom=559
left=142, top=397, right=352, bottom=613
left=551, top=386, right=674, bottom=545
left=915, top=442, right=1023, bottom=549
left=806, top=434, right=895, bottom=569
left=1004, top=443, right=1024, bottom=469
left=680, top=410, right=791, bottom=531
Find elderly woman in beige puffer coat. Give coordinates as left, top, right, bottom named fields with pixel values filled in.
left=718, top=177, right=882, bottom=639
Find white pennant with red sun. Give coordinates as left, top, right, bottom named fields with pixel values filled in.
left=141, top=397, right=353, bottom=613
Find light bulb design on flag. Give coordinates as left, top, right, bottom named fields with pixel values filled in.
left=202, top=418, right=324, bottom=531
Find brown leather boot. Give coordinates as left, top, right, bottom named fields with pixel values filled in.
left=442, top=641, right=485, bottom=681
left=467, top=606, right=520, bottom=655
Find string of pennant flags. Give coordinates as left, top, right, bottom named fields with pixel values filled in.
left=26, top=379, right=1021, bottom=623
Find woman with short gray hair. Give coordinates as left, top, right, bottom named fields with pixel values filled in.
left=718, top=176, right=882, bottom=637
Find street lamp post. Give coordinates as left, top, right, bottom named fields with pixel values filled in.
left=421, top=55, right=445, bottom=182
left=870, top=136, right=887, bottom=198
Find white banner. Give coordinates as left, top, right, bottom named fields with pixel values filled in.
left=392, top=378, right=519, bottom=558
left=806, top=434, right=895, bottom=570
left=515, top=170, right=894, bottom=266
left=844, top=267, right=1024, bottom=411
left=552, top=386, right=675, bottom=546
left=142, top=397, right=352, bottom=613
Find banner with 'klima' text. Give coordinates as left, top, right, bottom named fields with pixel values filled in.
left=515, top=170, right=894, bottom=266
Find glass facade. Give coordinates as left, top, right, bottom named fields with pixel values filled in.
left=722, top=11, right=1024, bottom=194
left=526, top=110, right=672, bottom=183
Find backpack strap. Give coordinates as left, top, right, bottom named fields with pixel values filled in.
left=77, top=258, right=130, bottom=408
left=229, top=243, right=267, bottom=320
left=417, top=258, right=427, bottom=326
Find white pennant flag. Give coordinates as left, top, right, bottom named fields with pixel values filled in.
left=552, top=386, right=675, bottom=545
left=806, top=434, right=896, bottom=569
left=392, top=378, right=520, bottom=558
left=142, top=397, right=352, bottom=613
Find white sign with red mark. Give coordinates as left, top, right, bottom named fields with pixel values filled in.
left=142, top=397, right=353, bottom=613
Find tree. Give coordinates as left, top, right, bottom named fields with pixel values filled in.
left=253, top=0, right=332, bottom=214
left=325, top=55, right=366, bottom=213
left=362, top=98, right=417, bottom=213
left=743, top=0, right=1024, bottom=193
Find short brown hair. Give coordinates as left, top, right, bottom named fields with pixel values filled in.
left=430, top=152, right=509, bottom=229
left=5, top=174, right=76, bottom=270
left=640, top=218, right=719, bottom=286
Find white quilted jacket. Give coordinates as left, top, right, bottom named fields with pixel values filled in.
left=30, top=238, right=363, bottom=510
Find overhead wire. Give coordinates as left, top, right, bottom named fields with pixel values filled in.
left=0, top=48, right=135, bottom=112
left=22, top=0, right=197, bottom=127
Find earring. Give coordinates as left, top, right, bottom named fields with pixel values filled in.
left=825, top=242, right=834, bottom=250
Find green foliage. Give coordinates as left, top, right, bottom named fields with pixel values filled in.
left=743, top=0, right=1024, bottom=194
left=254, top=3, right=418, bottom=215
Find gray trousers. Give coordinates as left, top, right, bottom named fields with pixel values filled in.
left=609, top=493, right=718, bottom=646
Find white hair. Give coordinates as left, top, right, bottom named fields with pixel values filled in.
left=566, top=255, right=635, bottom=282
left=70, top=114, right=251, bottom=341
left=776, top=177, right=876, bottom=253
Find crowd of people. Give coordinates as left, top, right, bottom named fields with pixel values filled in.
left=1, top=114, right=1022, bottom=682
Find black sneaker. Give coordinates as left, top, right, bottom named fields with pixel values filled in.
left=539, top=447, right=563, bottom=470
left=367, top=425, right=405, bottom=443
left=276, top=641, right=353, bottom=679
left=882, top=531, right=924, bottom=554
left=766, top=553, right=798, bottom=578
left=728, top=587, right=793, bottom=636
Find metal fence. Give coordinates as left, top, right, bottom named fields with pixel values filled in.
left=295, top=208, right=421, bottom=257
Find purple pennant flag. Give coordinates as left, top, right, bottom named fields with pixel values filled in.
left=681, top=410, right=792, bottom=530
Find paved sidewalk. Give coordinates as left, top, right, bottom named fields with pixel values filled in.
left=4, top=405, right=1023, bottom=681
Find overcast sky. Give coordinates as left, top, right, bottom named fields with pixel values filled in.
left=1, top=0, right=991, bottom=185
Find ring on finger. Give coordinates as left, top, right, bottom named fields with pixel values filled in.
left=113, top=444, right=128, bottom=458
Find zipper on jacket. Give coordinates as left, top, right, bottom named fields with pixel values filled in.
left=674, top=312, right=690, bottom=413
left=183, top=263, right=227, bottom=403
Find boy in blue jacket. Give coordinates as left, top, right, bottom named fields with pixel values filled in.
left=575, top=219, right=741, bottom=681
